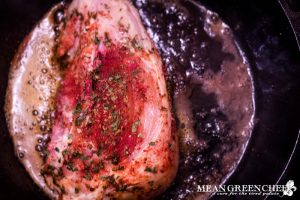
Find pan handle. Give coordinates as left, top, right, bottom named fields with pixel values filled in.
left=279, top=0, right=300, bottom=50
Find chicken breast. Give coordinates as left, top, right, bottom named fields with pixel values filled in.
left=42, top=0, right=178, bottom=199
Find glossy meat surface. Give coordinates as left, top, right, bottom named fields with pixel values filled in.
left=43, top=0, right=178, bottom=199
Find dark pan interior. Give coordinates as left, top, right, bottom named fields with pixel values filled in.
left=0, top=0, right=299, bottom=200
left=199, top=0, right=300, bottom=199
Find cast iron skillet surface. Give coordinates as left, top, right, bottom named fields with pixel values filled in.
left=0, top=0, right=299, bottom=200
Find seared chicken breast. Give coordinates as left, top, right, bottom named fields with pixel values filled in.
left=43, top=0, right=178, bottom=199
left=5, top=0, right=178, bottom=199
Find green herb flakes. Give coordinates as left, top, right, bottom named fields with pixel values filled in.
left=131, top=120, right=141, bottom=133
left=72, top=151, right=81, bottom=158
left=92, top=166, right=100, bottom=173
left=85, top=174, right=91, bottom=180
left=149, top=142, right=156, bottom=146
left=62, top=149, right=68, bottom=156
left=111, top=153, right=119, bottom=165
left=93, top=32, right=100, bottom=45
left=75, top=115, right=85, bottom=126
left=112, top=166, right=125, bottom=171
left=145, top=166, right=157, bottom=173
left=99, top=161, right=104, bottom=169
left=66, top=162, right=77, bottom=172
left=131, top=36, right=143, bottom=50
left=73, top=102, right=82, bottom=115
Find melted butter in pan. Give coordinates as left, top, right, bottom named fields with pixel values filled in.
left=5, top=4, right=63, bottom=199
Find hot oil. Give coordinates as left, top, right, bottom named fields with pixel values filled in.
left=4, top=4, right=65, bottom=199
left=133, top=0, right=254, bottom=199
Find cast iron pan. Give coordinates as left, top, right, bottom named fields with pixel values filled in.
left=0, top=0, right=299, bottom=200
